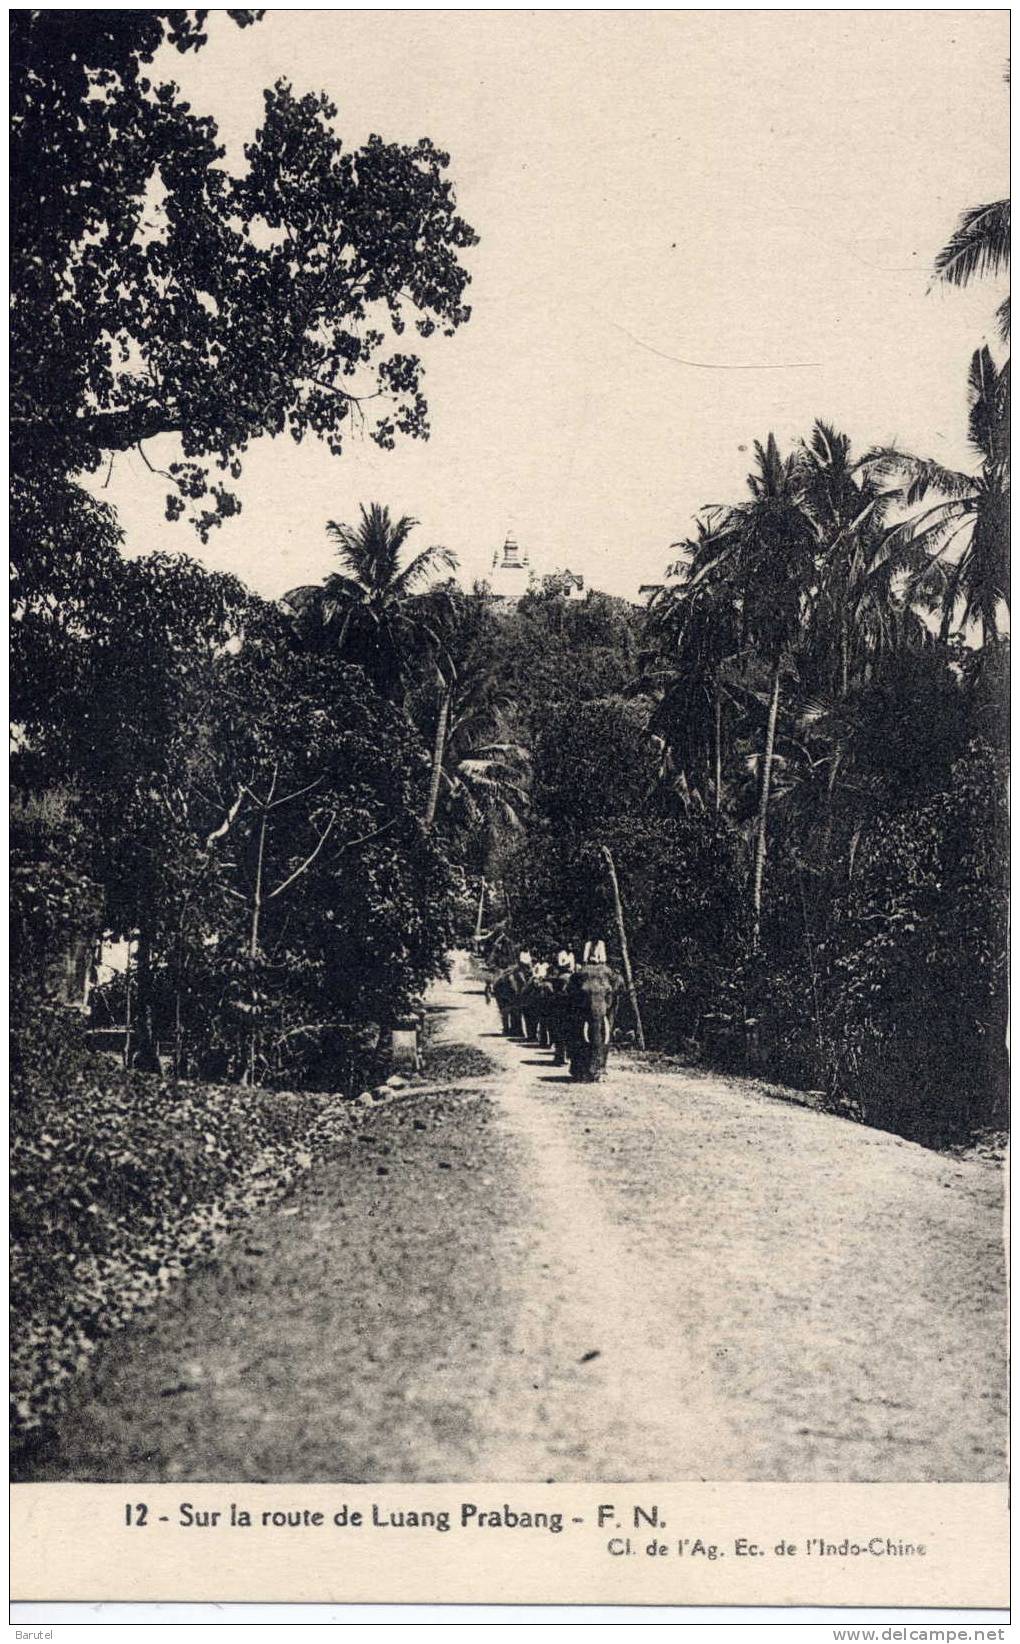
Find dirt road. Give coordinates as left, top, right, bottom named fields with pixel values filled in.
left=23, top=954, right=1006, bottom=1483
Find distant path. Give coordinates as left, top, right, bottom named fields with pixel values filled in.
left=22, top=954, right=1006, bottom=1482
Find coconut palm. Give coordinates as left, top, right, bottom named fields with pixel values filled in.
left=421, top=656, right=530, bottom=836
left=643, top=518, right=741, bottom=812
left=742, top=423, right=948, bottom=891
left=796, top=421, right=943, bottom=707
left=282, top=503, right=457, bottom=702
left=934, top=199, right=1010, bottom=339
left=444, top=736, right=531, bottom=834
left=666, top=436, right=818, bottom=945
left=868, top=347, right=1009, bottom=644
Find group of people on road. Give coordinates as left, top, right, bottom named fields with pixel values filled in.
left=485, top=942, right=625, bottom=1083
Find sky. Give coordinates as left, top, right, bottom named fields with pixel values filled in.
left=89, top=9, right=1010, bottom=603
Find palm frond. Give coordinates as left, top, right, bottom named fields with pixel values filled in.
left=868, top=449, right=975, bottom=506
left=321, top=573, right=370, bottom=606
left=933, top=199, right=1010, bottom=287
left=325, top=519, right=371, bottom=577
left=390, top=544, right=459, bottom=596
left=966, top=344, right=1002, bottom=459
left=798, top=695, right=836, bottom=728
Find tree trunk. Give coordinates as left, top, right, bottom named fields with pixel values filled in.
left=750, top=660, right=782, bottom=951
left=797, top=868, right=824, bottom=1054
left=713, top=687, right=723, bottom=813
left=172, top=898, right=191, bottom=1079
left=474, top=877, right=487, bottom=941
left=423, top=682, right=451, bottom=830
left=132, top=927, right=160, bottom=1071
left=818, top=741, right=842, bottom=874
left=502, top=881, right=514, bottom=955
left=174, top=982, right=183, bottom=1080
left=246, top=801, right=270, bottom=1085
left=123, top=936, right=134, bottom=1069
left=847, top=824, right=863, bottom=884
left=250, top=803, right=268, bottom=960
left=601, top=845, right=645, bottom=1051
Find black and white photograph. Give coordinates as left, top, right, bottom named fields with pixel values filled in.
left=10, top=4, right=1009, bottom=1596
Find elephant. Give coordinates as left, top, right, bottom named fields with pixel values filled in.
left=545, top=972, right=574, bottom=1065
left=490, top=964, right=531, bottom=1035
left=489, top=967, right=516, bottom=1034
left=565, top=961, right=624, bottom=1082
left=520, top=975, right=554, bottom=1045
left=517, top=977, right=539, bottom=1040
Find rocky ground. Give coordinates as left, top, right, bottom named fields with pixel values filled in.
left=16, top=955, right=1007, bottom=1483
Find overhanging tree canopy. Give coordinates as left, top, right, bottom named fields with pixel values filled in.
left=11, top=10, right=478, bottom=537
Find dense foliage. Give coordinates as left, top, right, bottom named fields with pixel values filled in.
left=11, top=10, right=476, bottom=538
left=827, top=740, right=1009, bottom=1140
left=12, top=9, right=1006, bottom=1471
left=12, top=14, right=471, bottom=1093
left=446, top=432, right=1007, bottom=1145
left=10, top=0, right=1008, bottom=1327
left=16, top=552, right=459, bottom=1086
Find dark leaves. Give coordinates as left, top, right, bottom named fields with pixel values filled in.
left=12, top=21, right=477, bottom=533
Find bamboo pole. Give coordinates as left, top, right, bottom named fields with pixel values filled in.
left=600, top=845, right=645, bottom=1051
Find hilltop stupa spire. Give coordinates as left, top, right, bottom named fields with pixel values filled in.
left=492, top=530, right=528, bottom=573
left=488, top=528, right=531, bottom=600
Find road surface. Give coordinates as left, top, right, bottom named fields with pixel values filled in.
left=21, top=954, right=1006, bottom=1482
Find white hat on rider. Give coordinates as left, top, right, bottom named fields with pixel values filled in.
left=518, top=950, right=532, bottom=966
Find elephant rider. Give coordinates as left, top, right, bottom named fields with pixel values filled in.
left=522, top=959, right=554, bottom=1045
left=566, top=940, right=624, bottom=1082
left=546, top=948, right=576, bottom=1066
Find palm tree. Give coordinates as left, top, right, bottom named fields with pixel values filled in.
left=421, top=656, right=530, bottom=837
left=681, top=436, right=818, bottom=946
left=934, top=199, right=1010, bottom=339
left=800, top=424, right=941, bottom=680
left=868, top=347, right=1009, bottom=644
left=422, top=669, right=454, bottom=831
left=790, top=422, right=946, bottom=862
left=643, top=518, right=741, bottom=812
left=444, top=736, right=531, bottom=834
left=282, top=503, right=457, bottom=701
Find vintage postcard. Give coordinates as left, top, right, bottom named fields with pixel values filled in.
left=10, top=5, right=1009, bottom=1616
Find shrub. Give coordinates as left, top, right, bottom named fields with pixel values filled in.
left=10, top=1061, right=350, bottom=1437
left=826, top=741, right=1008, bottom=1143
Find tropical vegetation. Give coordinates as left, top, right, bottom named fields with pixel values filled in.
left=11, top=9, right=1008, bottom=1175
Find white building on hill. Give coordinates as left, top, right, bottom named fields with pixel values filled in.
left=487, top=532, right=533, bottom=600
left=483, top=533, right=587, bottom=605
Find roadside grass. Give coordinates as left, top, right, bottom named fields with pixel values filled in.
left=11, top=1023, right=498, bottom=1448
